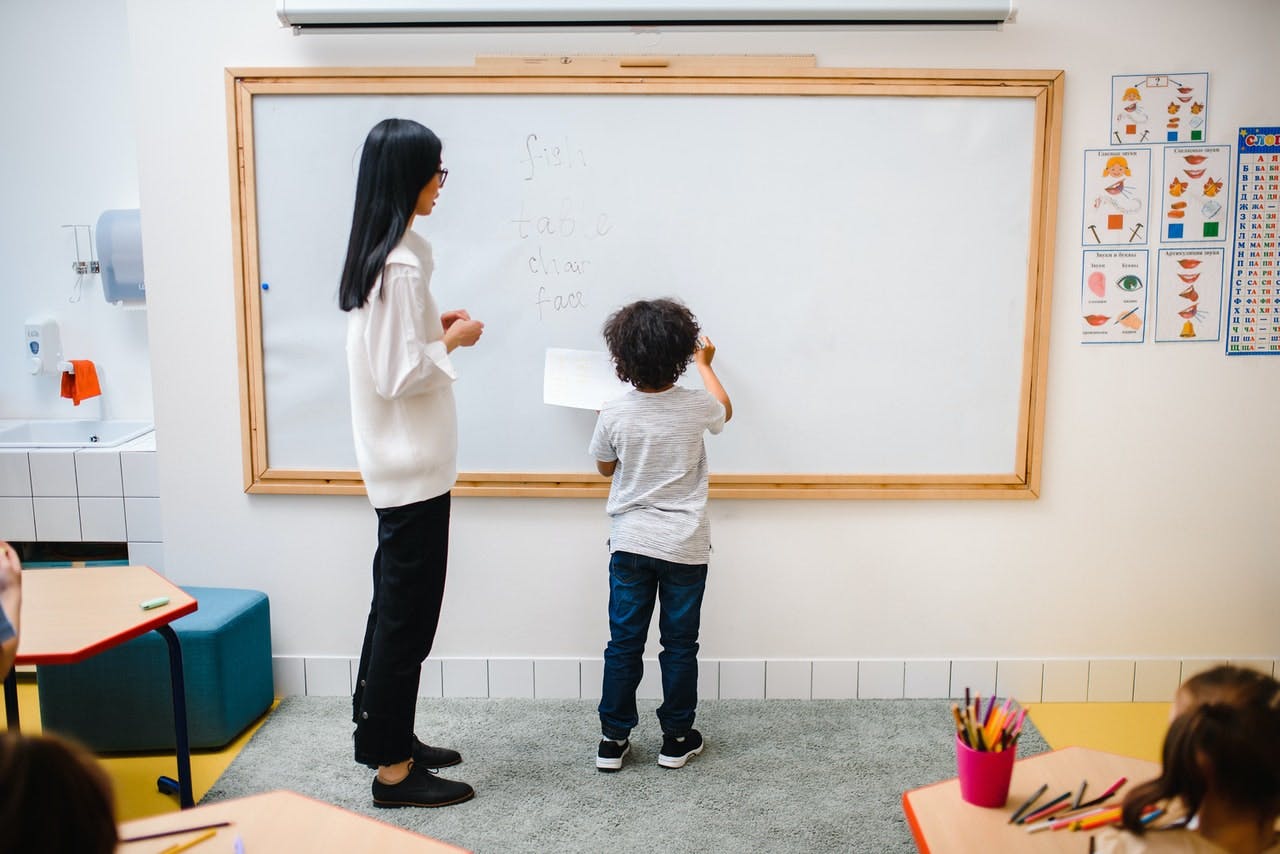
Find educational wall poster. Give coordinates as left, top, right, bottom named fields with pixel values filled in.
left=1154, top=248, right=1224, bottom=342
left=1160, top=144, right=1231, bottom=243
left=1083, top=148, right=1151, bottom=245
left=1081, top=249, right=1149, bottom=343
left=1111, top=73, right=1209, bottom=145
left=1227, top=126, right=1280, bottom=355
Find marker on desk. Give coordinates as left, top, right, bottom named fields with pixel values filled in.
left=140, top=596, right=170, bottom=611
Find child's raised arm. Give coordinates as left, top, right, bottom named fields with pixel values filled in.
left=694, top=336, right=732, bottom=423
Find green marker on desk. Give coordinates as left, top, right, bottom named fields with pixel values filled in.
left=140, top=596, right=170, bottom=610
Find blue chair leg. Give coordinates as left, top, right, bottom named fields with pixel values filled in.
left=3, top=667, right=18, bottom=730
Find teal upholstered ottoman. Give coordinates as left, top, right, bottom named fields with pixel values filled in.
left=36, top=586, right=272, bottom=752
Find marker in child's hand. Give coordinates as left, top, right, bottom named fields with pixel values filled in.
left=140, top=596, right=170, bottom=610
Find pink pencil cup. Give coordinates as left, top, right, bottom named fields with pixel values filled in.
left=955, top=733, right=1017, bottom=807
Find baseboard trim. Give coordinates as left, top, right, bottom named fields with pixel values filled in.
left=271, top=656, right=1278, bottom=701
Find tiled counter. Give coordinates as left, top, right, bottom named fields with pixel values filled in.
left=0, top=432, right=165, bottom=572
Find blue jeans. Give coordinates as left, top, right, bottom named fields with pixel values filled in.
left=599, top=550, right=708, bottom=740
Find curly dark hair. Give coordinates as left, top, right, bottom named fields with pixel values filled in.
left=602, top=299, right=701, bottom=391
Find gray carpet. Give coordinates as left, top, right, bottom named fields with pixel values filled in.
left=203, top=697, right=1048, bottom=853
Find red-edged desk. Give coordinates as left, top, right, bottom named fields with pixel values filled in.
left=2, top=565, right=199, bottom=807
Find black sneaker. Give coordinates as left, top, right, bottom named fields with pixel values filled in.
left=413, top=736, right=461, bottom=769
left=371, top=762, right=475, bottom=808
left=658, top=729, right=704, bottom=769
left=596, top=738, right=631, bottom=772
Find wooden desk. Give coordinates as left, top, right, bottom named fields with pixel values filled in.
left=117, top=790, right=470, bottom=853
left=3, top=566, right=199, bottom=807
left=903, top=746, right=1160, bottom=853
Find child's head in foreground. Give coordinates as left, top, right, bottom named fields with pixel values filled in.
left=0, top=731, right=118, bottom=854
left=1120, top=664, right=1280, bottom=834
left=603, top=299, right=701, bottom=391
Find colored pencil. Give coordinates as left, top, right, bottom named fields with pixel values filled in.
left=1009, top=783, right=1048, bottom=823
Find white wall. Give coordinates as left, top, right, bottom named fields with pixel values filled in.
left=118, top=0, right=1277, bottom=666
left=0, top=0, right=152, bottom=421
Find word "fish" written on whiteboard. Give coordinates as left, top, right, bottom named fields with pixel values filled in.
left=521, top=133, right=588, bottom=181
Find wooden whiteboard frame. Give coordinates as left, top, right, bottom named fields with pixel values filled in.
left=226, top=57, right=1062, bottom=499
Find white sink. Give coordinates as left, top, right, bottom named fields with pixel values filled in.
left=0, top=419, right=154, bottom=449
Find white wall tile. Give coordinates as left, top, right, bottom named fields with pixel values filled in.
left=1181, top=659, right=1229, bottom=683
left=1088, top=660, right=1136, bottom=702
left=534, top=659, right=580, bottom=699
left=996, top=660, right=1044, bottom=703
left=33, top=497, right=81, bottom=541
left=121, top=450, right=160, bottom=497
left=418, top=659, right=443, bottom=698
left=1042, top=660, right=1089, bottom=702
left=904, top=660, right=952, bottom=699
left=636, top=659, right=662, bottom=699
left=78, top=497, right=126, bottom=541
left=1231, top=659, right=1275, bottom=677
left=441, top=659, right=489, bottom=698
left=719, top=660, right=765, bottom=699
left=0, top=453, right=31, bottom=497
left=272, top=656, right=306, bottom=697
left=812, top=660, right=859, bottom=699
left=28, top=451, right=77, bottom=497
left=698, top=659, right=720, bottom=700
left=950, top=660, right=997, bottom=700
left=304, top=656, right=353, bottom=696
left=1134, top=660, right=1182, bottom=702
left=580, top=658, right=603, bottom=700
left=858, top=660, right=905, bottom=699
left=0, top=497, right=36, bottom=541
left=74, top=451, right=122, bottom=496
left=765, top=660, right=811, bottom=699
left=128, top=541, right=166, bottom=573
left=489, top=658, right=535, bottom=698
left=124, top=496, right=163, bottom=541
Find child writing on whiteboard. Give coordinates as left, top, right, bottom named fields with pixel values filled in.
left=589, top=298, right=732, bottom=772
left=1094, top=664, right=1280, bottom=854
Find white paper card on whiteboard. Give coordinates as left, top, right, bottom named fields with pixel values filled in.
left=543, top=348, right=631, bottom=410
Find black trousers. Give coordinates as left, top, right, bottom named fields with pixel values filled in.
left=352, top=492, right=450, bottom=767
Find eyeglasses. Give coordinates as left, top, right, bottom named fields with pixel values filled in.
left=436, top=168, right=448, bottom=187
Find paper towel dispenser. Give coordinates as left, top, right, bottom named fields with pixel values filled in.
left=96, top=208, right=145, bottom=305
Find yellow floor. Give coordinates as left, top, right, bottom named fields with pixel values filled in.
left=4, top=678, right=1169, bottom=822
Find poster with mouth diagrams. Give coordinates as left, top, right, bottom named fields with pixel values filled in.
left=1111, top=72, right=1209, bottom=146
left=1154, top=248, right=1224, bottom=342
left=1160, top=144, right=1231, bottom=243
left=1083, top=148, right=1151, bottom=245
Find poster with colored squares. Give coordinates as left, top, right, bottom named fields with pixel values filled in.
left=1111, top=73, right=1209, bottom=145
left=1082, top=148, right=1151, bottom=245
left=1160, top=145, right=1230, bottom=242
left=1081, top=249, right=1148, bottom=343
left=1227, top=126, right=1280, bottom=355
left=1154, top=248, right=1224, bottom=342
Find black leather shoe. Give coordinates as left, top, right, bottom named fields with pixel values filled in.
left=372, top=762, right=474, bottom=808
left=413, top=736, right=462, bottom=768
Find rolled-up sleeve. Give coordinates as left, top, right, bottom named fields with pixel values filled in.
left=364, top=263, right=457, bottom=399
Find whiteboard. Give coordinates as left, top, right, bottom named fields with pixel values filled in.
left=230, top=62, right=1062, bottom=498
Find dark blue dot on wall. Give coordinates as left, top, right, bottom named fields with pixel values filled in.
left=1168, top=223, right=1184, bottom=239
left=261, top=282, right=270, bottom=290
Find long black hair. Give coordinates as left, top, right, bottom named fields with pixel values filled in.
left=338, top=118, right=442, bottom=311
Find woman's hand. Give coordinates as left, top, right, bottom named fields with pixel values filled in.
left=443, top=317, right=484, bottom=351
left=440, top=309, right=472, bottom=330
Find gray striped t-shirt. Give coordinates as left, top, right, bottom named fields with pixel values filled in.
left=589, top=386, right=726, bottom=565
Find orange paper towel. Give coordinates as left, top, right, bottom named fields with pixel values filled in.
left=60, top=360, right=102, bottom=406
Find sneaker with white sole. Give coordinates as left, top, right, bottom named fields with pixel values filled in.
left=596, top=738, right=631, bottom=772
left=658, top=729, right=704, bottom=768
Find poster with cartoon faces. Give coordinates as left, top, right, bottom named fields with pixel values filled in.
left=1082, top=250, right=1148, bottom=343
left=1154, top=248, right=1224, bottom=342
left=1083, top=148, right=1151, bottom=245
left=1111, top=73, right=1208, bottom=145
left=1160, top=145, right=1230, bottom=242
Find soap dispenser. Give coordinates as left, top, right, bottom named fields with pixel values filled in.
left=24, top=319, right=63, bottom=375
